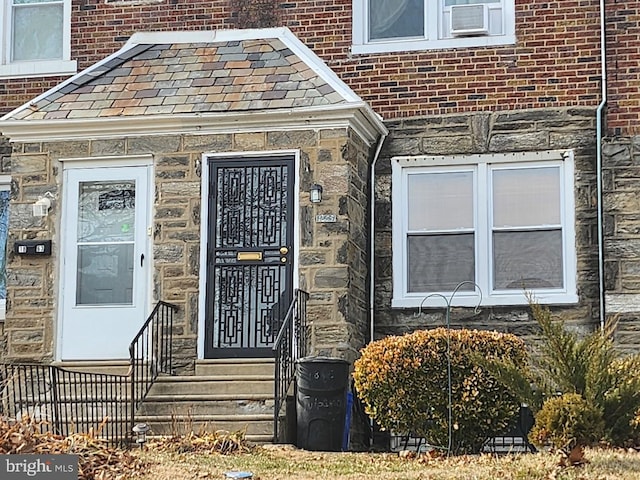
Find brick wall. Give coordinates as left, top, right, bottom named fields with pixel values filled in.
left=2, top=1, right=634, bottom=134
left=604, top=2, right=640, bottom=135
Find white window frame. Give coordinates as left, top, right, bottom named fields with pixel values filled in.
left=0, top=0, right=76, bottom=79
left=352, top=0, right=516, bottom=55
left=391, top=150, right=577, bottom=308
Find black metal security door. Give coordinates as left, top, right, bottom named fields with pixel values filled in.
left=205, top=156, right=294, bottom=358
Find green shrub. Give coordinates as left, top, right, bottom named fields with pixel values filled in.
left=600, top=356, right=640, bottom=445
left=529, top=393, right=604, bottom=450
left=353, top=328, right=527, bottom=454
left=481, top=301, right=640, bottom=447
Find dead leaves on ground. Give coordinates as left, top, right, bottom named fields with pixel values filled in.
left=1, top=415, right=253, bottom=479
left=150, top=429, right=253, bottom=455
left=0, top=415, right=146, bottom=480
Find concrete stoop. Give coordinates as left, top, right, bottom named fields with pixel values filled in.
left=136, top=359, right=276, bottom=443
left=48, top=359, right=277, bottom=443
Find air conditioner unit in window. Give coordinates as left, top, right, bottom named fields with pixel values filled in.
left=450, top=4, right=490, bottom=36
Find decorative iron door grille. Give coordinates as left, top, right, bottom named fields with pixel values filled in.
left=205, top=156, right=294, bottom=358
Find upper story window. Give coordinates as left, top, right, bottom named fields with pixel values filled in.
left=0, top=0, right=76, bottom=78
left=352, top=0, right=516, bottom=54
left=391, top=151, right=577, bottom=308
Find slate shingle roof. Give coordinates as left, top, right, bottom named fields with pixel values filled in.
left=12, top=37, right=347, bottom=121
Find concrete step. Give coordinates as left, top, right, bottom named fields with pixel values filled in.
left=141, top=361, right=278, bottom=441
left=136, top=413, right=274, bottom=437
left=137, top=394, right=274, bottom=416
left=52, top=361, right=131, bottom=375
left=195, top=359, right=274, bottom=377
left=150, top=375, right=274, bottom=396
left=45, top=359, right=280, bottom=442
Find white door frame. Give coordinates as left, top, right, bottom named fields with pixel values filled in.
left=56, top=155, right=153, bottom=361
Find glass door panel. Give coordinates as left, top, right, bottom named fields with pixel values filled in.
left=75, top=181, right=136, bottom=306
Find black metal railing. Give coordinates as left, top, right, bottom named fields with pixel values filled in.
left=0, top=300, right=177, bottom=446
left=0, top=364, right=130, bottom=443
left=128, top=301, right=177, bottom=432
left=272, top=289, right=309, bottom=443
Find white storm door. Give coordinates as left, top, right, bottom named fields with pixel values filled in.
left=60, top=166, right=150, bottom=360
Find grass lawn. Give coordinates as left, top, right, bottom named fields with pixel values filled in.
left=134, top=445, right=640, bottom=480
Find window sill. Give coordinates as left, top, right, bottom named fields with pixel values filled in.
left=352, top=34, right=516, bottom=55
left=0, top=59, right=77, bottom=79
left=392, top=291, right=578, bottom=309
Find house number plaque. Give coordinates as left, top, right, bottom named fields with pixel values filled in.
left=315, top=214, right=337, bottom=223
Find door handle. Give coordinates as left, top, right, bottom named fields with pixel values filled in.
left=141, top=253, right=145, bottom=267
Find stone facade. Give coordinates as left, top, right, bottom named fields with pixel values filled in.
left=1, top=1, right=639, bottom=363
left=373, top=107, right=601, bottom=341
left=4, top=127, right=374, bottom=367
left=603, top=135, right=640, bottom=351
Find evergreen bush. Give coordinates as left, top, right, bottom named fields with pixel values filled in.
left=481, top=301, right=640, bottom=447
left=528, top=393, right=604, bottom=449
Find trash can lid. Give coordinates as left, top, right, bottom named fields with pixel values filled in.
left=295, top=356, right=350, bottom=364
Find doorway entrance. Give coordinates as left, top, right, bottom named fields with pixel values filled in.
left=204, top=156, right=295, bottom=358
left=59, top=164, right=151, bottom=360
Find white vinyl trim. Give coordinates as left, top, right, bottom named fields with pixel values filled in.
left=0, top=0, right=75, bottom=78
left=352, top=0, right=515, bottom=54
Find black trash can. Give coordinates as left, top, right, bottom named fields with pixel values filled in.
left=296, top=357, right=350, bottom=451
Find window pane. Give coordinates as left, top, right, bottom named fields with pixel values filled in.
left=0, top=190, right=9, bottom=302
left=369, top=0, right=424, bottom=40
left=493, top=230, right=563, bottom=290
left=408, top=171, right=473, bottom=231
left=12, top=3, right=63, bottom=61
left=76, top=244, right=134, bottom=305
left=78, top=181, right=136, bottom=243
left=408, top=233, right=475, bottom=292
left=493, top=167, right=561, bottom=227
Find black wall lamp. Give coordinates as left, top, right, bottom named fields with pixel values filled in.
left=310, top=184, right=323, bottom=203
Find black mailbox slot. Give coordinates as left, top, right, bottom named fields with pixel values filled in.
left=14, top=240, right=52, bottom=256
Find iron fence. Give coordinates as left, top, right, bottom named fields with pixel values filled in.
left=0, top=364, right=130, bottom=442
left=128, top=301, right=177, bottom=433
left=0, top=301, right=177, bottom=446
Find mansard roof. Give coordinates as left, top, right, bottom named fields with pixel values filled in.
left=1, top=28, right=386, bottom=143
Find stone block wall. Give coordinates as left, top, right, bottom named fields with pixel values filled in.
left=0, top=137, right=11, bottom=173
left=602, top=136, right=640, bottom=351
left=307, top=129, right=372, bottom=362
left=3, top=126, right=373, bottom=367
left=373, top=107, right=600, bottom=342
left=4, top=140, right=56, bottom=361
